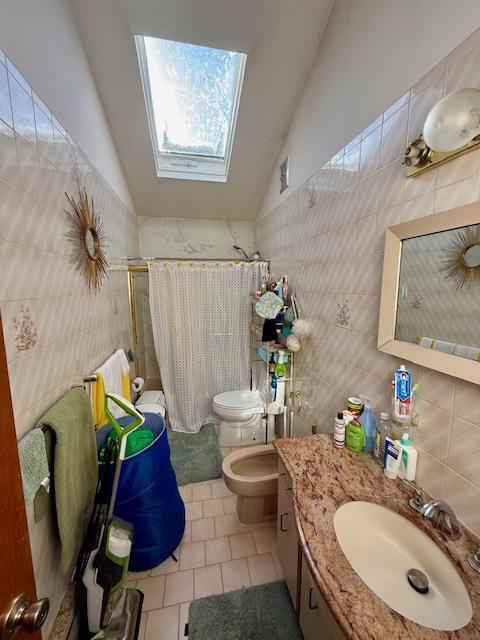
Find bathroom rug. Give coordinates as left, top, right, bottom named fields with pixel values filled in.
left=187, top=580, right=303, bottom=639
left=167, top=422, right=223, bottom=485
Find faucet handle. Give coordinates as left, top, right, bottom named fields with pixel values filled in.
left=402, top=479, right=425, bottom=512
left=467, top=548, right=480, bottom=573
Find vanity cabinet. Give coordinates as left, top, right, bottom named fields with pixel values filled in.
left=299, top=554, right=346, bottom=640
left=277, top=460, right=300, bottom=609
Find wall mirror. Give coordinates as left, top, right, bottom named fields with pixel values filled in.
left=378, top=202, right=480, bottom=384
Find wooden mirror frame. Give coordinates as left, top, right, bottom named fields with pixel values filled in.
left=378, top=201, right=480, bottom=385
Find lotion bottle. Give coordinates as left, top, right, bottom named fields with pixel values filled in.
left=397, top=432, right=417, bottom=481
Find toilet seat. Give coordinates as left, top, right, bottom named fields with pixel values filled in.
left=213, top=390, right=261, bottom=411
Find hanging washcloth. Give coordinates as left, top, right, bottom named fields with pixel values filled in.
left=18, top=429, right=50, bottom=502
left=255, top=291, right=283, bottom=319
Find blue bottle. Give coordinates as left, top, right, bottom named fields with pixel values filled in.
left=359, top=402, right=377, bottom=453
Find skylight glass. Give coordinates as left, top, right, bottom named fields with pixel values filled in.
left=135, top=35, right=247, bottom=182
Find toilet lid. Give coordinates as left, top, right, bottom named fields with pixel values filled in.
left=213, top=390, right=261, bottom=410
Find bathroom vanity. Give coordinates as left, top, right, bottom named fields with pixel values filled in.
left=274, top=435, right=480, bottom=639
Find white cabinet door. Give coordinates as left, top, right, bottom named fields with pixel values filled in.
left=277, top=460, right=299, bottom=609
left=299, top=554, right=346, bottom=640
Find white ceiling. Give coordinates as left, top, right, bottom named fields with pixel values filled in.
left=67, top=0, right=334, bottom=220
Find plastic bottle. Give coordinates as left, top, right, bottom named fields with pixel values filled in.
left=270, top=375, right=277, bottom=403
left=397, top=432, right=418, bottom=481
left=345, top=420, right=365, bottom=453
left=384, top=437, right=401, bottom=479
left=274, top=350, right=287, bottom=378
left=334, top=412, right=345, bottom=449
left=359, top=402, right=376, bottom=453
left=268, top=354, right=275, bottom=374
left=373, top=412, right=390, bottom=466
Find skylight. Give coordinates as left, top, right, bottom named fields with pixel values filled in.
left=135, top=35, right=247, bottom=182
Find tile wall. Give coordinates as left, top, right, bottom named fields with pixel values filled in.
left=256, top=29, right=480, bottom=536
left=0, top=49, right=138, bottom=636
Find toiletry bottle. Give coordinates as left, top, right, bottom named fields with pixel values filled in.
left=282, top=276, right=291, bottom=305
left=270, top=375, right=277, bottom=403
left=397, top=432, right=418, bottom=481
left=274, top=350, right=287, bottom=378
left=359, top=401, right=376, bottom=453
left=384, top=437, right=401, bottom=479
left=394, top=365, right=412, bottom=422
left=268, top=354, right=275, bottom=374
left=373, top=412, right=390, bottom=466
left=334, top=412, right=345, bottom=448
left=345, top=420, right=366, bottom=453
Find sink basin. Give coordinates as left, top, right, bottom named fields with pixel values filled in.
left=334, top=501, right=472, bottom=631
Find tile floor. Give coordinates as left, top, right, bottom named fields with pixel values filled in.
left=126, top=478, right=281, bottom=640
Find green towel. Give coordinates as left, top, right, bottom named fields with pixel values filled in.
left=36, top=388, right=98, bottom=573
left=18, top=429, right=50, bottom=502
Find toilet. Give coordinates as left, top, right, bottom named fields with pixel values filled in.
left=213, top=389, right=274, bottom=447
left=222, top=444, right=278, bottom=524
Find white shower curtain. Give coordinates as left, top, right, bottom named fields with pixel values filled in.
left=149, top=261, right=265, bottom=432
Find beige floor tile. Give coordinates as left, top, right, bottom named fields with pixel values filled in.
left=272, top=551, right=283, bottom=579
left=136, top=575, right=165, bottom=611
left=253, top=527, right=277, bottom=554
left=151, top=552, right=180, bottom=576
left=185, top=501, right=203, bottom=521
left=194, top=564, right=223, bottom=599
left=145, top=605, right=179, bottom=640
left=237, top=520, right=274, bottom=532
left=179, top=601, right=191, bottom=640
left=181, top=521, right=192, bottom=545
left=191, top=517, right=216, bottom=542
left=192, top=483, right=213, bottom=501
left=214, top=513, right=239, bottom=537
left=129, top=569, right=151, bottom=579
left=212, top=479, right=234, bottom=499
left=179, top=485, right=193, bottom=503
left=222, top=496, right=237, bottom=514
left=221, top=559, right=251, bottom=592
left=221, top=447, right=233, bottom=458
left=164, top=571, right=194, bottom=606
left=202, top=498, right=224, bottom=518
left=247, top=553, right=277, bottom=586
left=229, top=532, right=256, bottom=559
left=179, top=541, right=206, bottom=571
left=205, top=537, right=231, bottom=565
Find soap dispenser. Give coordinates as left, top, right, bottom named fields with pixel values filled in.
left=397, top=432, right=417, bottom=481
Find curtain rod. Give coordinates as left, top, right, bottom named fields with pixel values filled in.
left=122, top=257, right=269, bottom=263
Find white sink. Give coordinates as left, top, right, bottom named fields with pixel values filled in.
left=334, top=501, right=472, bottom=631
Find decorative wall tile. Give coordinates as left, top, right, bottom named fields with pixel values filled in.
left=256, top=30, right=480, bottom=536
left=0, top=50, right=138, bottom=638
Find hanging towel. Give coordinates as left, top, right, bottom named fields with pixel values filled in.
left=18, top=429, right=50, bottom=502
left=36, top=388, right=98, bottom=573
left=116, top=349, right=132, bottom=403
left=255, top=291, right=284, bottom=319
left=92, top=352, right=127, bottom=427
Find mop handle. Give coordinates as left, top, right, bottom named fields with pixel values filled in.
left=105, top=393, right=145, bottom=520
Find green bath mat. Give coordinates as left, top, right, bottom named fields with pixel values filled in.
left=167, top=423, right=223, bottom=486
left=188, top=581, right=303, bottom=640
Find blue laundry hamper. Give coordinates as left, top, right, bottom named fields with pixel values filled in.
left=96, top=412, right=185, bottom=572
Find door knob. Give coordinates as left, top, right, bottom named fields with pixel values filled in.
left=0, top=593, right=49, bottom=640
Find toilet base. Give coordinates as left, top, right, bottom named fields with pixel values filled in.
left=216, top=416, right=275, bottom=447
left=236, top=493, right=277, bottom=525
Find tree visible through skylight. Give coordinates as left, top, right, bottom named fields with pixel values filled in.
left=143, top=37, right=241, bottom=159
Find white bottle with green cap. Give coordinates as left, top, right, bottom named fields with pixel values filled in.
left=397, top=432, right=417, bottom=481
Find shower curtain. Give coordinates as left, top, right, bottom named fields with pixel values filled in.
left=148, top=261, right=265, bottom=432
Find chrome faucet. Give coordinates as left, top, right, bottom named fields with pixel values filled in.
left=402, top=480, right=461, bottom=540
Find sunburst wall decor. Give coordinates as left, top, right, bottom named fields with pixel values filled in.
left=440, top=224, right=480, bottom=290
left=65, top=186, right=108, bottom=291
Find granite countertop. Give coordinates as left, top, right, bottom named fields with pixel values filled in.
left=274, top=434, right=480, bottom=640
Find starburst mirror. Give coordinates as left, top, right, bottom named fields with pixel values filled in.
left=65, top=187, right=108, bottom=291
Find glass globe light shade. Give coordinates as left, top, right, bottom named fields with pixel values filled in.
left=423, top=88, right=480, bottom=152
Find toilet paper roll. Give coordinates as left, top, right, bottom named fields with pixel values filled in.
left=131, top=377, right=145, bottom=393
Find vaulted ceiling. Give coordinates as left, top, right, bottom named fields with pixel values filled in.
left=68, top=0, right=334, bottom=219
